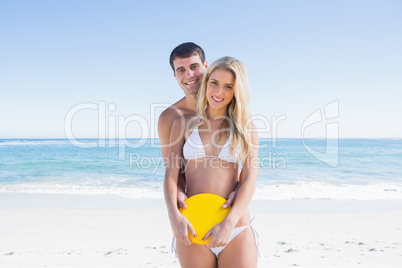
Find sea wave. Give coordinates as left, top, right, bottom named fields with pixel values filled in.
left=1, top=181, right=401, bottom=200
left=0, top=184, right=162, bottom=199
left=254, top=181, right=402, bottom=200
left=0, top=140, right=73, bottom=146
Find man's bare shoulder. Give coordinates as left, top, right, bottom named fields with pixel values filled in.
left=158, top=97, right=195, bottom=140
left=159, top=106, right=183, bottom=135
left=159, top=98, right=186, bottom=121
left=159, top=97, right=197, bottom=128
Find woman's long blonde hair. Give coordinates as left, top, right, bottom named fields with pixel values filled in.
left=195, top=56, right=252, bottom=163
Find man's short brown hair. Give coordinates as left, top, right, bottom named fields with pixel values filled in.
left=169, top=42, right=206, bottom=72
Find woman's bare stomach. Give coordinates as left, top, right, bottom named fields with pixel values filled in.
left=184, top=159, right=251, bottom=227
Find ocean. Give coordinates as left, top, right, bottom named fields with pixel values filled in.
left=0, top=138, right=401, bottom=200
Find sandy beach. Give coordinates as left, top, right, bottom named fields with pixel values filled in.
left=0, top=193, right=401, bottom=267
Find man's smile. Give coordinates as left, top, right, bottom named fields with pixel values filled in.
left=185, top=79, right=199, bottom=85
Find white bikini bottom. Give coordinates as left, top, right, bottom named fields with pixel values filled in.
left=172, top=217, right=260, bottom=258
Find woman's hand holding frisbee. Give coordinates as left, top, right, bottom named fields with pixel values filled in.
left=171, top=213, right=196, bottom=246
left=203, top=220, right=234, bottom=249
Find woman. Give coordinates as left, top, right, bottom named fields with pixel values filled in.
left=164, top=56, right=259, bottom=268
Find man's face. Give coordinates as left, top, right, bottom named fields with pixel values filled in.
left=173, top=55, right=208, bottom=95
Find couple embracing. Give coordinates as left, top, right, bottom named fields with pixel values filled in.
left=159, top=42, right=259, bottom=268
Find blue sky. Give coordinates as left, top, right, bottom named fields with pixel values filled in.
left=1, top=0, right=401, bottom=139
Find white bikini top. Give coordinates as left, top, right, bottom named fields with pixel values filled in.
left=183, top=126, right=241, bottom=163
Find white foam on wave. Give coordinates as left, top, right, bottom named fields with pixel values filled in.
left=254, top=181, right=402, bottom=200
left=0, top=140, right=73, bottom=146
left=0, top=184, right=163, bottom=199
left=1, top=181, right=402, bottom=200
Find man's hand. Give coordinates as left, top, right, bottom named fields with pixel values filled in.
left=177, top=189, right=188, bottom=209
left=222, top=190, right=237, bottom=208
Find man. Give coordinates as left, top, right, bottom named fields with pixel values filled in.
left=158, top=43, right=236, bottom=235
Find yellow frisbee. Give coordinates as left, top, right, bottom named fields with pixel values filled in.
left=179, top=193, right=231, bottom=245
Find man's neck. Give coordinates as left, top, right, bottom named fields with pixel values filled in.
left=183, top=92, right=198, bottom=112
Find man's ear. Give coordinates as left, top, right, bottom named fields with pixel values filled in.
left=204, top=60, right=208, bottom=69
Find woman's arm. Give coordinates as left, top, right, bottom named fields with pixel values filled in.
left=163, top=116, right=196, bottom=246
left=204, top=123, right=259, bottom=249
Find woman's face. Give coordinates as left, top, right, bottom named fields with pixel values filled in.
left=206, top=68, right=235, bottom=112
